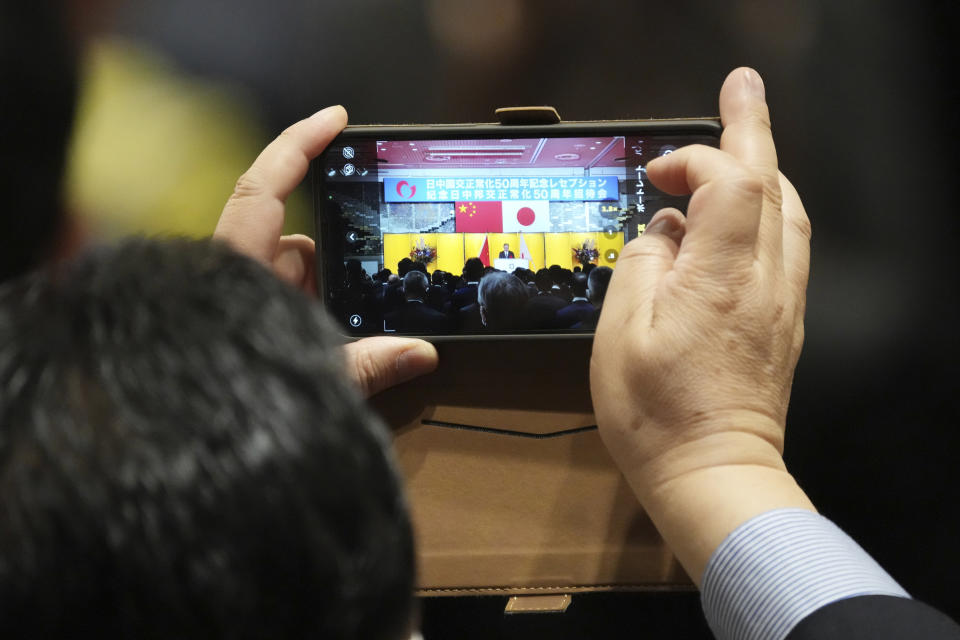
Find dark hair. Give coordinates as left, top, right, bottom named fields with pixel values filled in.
left=397, top=257, right=415, bottom=276
left=0, top=238, right=414, bottom=639
left=0, top=0, right=78, bottom=281
left=548, top=264, right=564, bottom=285
left=534, top=268, right=553, bottom=292
left=462, top=257, right=484, bottom=282
left=571, top=272, right=588, bottom=298
left=587, top=265, right=614, bottom=308
left=516, top=268, right=535, bottom=284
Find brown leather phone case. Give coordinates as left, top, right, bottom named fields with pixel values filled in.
left=370, top=338, right=691, bottom=597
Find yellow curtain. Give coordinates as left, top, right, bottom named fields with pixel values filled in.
left=384, top=231, right=623, bottom=275
left=436, top=233, right=465, bottom=274
left=383, top=233, right=411, bottom=273
left=544, top=232, right=573, bottom=269
left=462, top=233, right=487, bottom=264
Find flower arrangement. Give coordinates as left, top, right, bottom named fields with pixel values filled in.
left=572, top=239, right=599, bottom=266
left=410, top=237, right=437, bottom=265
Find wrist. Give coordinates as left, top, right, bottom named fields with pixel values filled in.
left=624, top=430, right=815, bottom=587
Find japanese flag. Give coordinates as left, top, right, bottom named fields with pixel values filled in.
left=502, top=200, right=551, bottom=233
left=518, top=232, right=533, bottom=268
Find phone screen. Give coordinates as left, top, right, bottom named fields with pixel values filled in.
left=315, top=124, right=719, bottom=337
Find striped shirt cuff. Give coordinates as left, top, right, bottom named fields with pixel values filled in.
left=700, top=508, right=910, bottom=640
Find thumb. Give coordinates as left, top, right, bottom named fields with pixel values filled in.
left=343, top=337, right=439, bottom=398
left=601, top=208, right=685, bottom=330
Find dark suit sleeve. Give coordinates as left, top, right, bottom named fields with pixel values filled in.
left=786, top=595, right=960, bottom=639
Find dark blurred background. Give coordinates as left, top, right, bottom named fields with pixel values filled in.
left=66, top=0, right=958, bottom=636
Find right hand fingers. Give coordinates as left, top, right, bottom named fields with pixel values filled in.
left=718, top=67, right=784, bottom=272
left=645, top=143, right=764, bottom=273
left=646, top=68, right=786, bottom=276
left=600, top=207, right=685, bottom=330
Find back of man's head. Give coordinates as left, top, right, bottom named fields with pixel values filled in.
left=402, top=270, right=429, bottom=300
left=548, top=264, right=564, bottom=286
left=477, top=272, right=529, bottom=330
left=0, top=238, right=414, bottom=640
left=587, top=266, right=614, bottom=308
left=534, top=268, right=553, bottom=292
left=397, top=257, right=415, bottom=277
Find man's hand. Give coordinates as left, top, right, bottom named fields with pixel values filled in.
left=590, top=67, right=814, bottom=584
left=215, top=105, right=347, bottom=293
left=214, top=106, right=438, bottom=397
left=343, top=337, right=438, bottom=398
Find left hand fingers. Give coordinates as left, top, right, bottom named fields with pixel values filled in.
left=343, top=337, right=439, bottom=398
left=214, top=105, right=348, bottom=264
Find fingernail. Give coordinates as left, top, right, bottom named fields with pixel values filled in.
left=741, top=68, right=765, bottom=100
left=396, top=341, right=438, bottom=380
left=644, top=214, right=684, bottom=243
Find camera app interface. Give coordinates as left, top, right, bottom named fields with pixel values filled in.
left=319, top=132, right=713, bottom=335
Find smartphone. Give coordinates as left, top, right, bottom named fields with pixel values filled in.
left=313, top=118, right=721, bottom=339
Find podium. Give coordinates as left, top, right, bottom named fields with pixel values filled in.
left=493, top=258, right=530, bottom=272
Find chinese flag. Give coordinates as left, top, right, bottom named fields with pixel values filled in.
left=455, top=201, right=503, bottom=232
left=478, top=235, right=491, bottom=267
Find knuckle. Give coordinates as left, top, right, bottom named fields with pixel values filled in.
left=745, top=108, right=773, bottom=131
left=725, top=168, right=764, bottom=199
left=231, top=168, right=264, bottom=200
left=724, top=168, right=783, bottom=211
